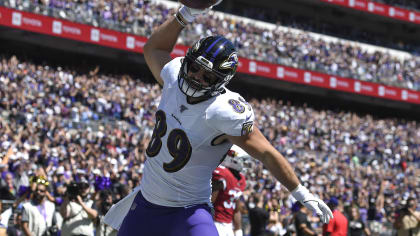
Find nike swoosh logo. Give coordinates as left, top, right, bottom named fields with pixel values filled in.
left=245, top=114, right=252, bottom=121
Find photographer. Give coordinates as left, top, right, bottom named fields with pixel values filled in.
left=20, top=177, right=56, bottom=236
left=95, top=190, right=117, bottom=236
left=60, top=181, right=97, bottom=236
left=394, top=197, right=420, bottom=236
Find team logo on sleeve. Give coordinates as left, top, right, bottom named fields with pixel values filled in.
left=241, top=121, right=253, bottom=136
left=245, top=113, right=252, bottom=121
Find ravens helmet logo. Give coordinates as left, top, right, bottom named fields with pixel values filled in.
left=220, top=52, right=238, bottom=71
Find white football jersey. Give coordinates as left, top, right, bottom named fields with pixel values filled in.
left=140, top=57, right=255, bottom=207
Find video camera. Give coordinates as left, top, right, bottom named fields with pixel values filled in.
left=66, top=181, right=89, bottom=200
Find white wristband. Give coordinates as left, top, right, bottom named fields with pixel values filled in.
left=234, top=229, right=243, bottom=236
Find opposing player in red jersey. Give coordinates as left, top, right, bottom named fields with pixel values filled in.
left=212, top=145, right=248, bottom=236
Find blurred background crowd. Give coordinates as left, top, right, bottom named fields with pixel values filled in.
left=0, top=54, right=418, bottom=235
left=374, top=0, right=420, bottom=11
left=1, top=0, right=420, bottom=91
left=0, top=0, right=419, bottom=236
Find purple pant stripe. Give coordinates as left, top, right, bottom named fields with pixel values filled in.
left=117, top=191, right=219, bottom=236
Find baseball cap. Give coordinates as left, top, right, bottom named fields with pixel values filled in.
left=328, top=197, right=339, bottom=207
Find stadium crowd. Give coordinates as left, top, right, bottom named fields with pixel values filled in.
left=0, top=55, right=418, bottom=235
left=2, top=0, right=420, bottom=92
left=374, top=0, right=420, bottom=11
left=223, top=3, right=420, bottom=54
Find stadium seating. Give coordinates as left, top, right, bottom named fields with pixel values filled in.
left=0, top=55, right=417, bottom=235
left=1, top=0, right=419, bottom=91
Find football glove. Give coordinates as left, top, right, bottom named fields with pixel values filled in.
left=177, top=0, right=222, bottom=24
left=291, top=184, right=333, bottom=224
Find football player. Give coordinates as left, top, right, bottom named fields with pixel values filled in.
left=212, top=146, right=248, bottom=236
left=104, top=2, right=333, bottom=236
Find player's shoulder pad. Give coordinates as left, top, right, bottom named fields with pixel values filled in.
left=214, top=165, right=228, bottom=175
left=160, top=57, right=183, bottom=86
left=216, top=166, right=227, bottom=171
left=206, top=90, right=254, bottom=136
left=213, top=166, right=223, bottom=175
left=213, top=166, right=226, bottom=178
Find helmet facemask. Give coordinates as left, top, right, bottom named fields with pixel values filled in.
left=178, top=36, right=238, bottom=98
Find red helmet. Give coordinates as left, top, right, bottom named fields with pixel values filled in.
left=222, top=145, right=250, bottom=171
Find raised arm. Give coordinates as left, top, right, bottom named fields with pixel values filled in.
left=143, top=4, right=217, bottom=86
left=143, top=16, right=184, bottom=86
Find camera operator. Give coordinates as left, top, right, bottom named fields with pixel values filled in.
left=394, top=197, right=420, bottom=236
left=20, top=177, right=56, bottom=236
left=95, top=190, right=117, bottom=236
left=60, top=181, right=97, bottom=236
